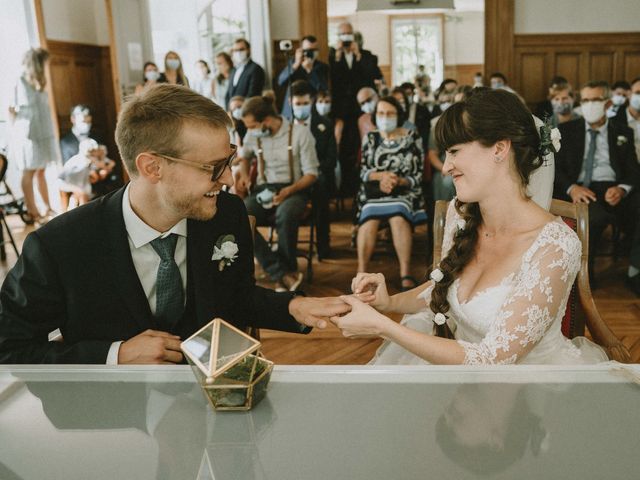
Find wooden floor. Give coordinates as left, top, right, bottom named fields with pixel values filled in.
left=1, top=200, right=639, bottom=364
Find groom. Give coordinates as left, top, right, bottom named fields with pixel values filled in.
left=0, top=84, right=349, bottom=364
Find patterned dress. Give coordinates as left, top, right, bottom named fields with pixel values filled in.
left=356, top=129, right=427, bottom=225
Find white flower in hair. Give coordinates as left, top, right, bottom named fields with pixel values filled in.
left=430, top=268, right=444, bottom=283
left=550, top=128, right=561, bottom=152
left=456, top=218, right=466, bottom=231
left=434, top=313, right=446, bottom=325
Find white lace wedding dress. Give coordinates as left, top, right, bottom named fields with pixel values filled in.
left=371, top=201, right=608, bottom=365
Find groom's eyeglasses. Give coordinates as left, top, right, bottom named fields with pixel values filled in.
left=152, top=144, right=237, bottom=182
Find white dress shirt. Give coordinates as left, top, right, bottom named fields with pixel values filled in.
left=106, top=184, right=188, bottom=364
left=232, top=61, right=248, bottom=87
left=344, top=52, right=354, bottom=69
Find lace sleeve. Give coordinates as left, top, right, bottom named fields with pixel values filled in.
left=458, top=221, right=581, bottom=365
left=441, top=199, right=460, bottom=259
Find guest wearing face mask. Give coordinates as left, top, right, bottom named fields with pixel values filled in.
left=391, top=87, right=417, bottom=131
left=554, top=80, right=640, bottom=287
left=607, top=80, right=631, bottom=119
left=291, top=81, right=337, bottom=258
left=473, top=72, right=483, bottom=88
left=534, top=76, right=569, bottom=120
left=355, top=96, right=426, bottom=291
left=238, top=96, right=319, bottom=292
left=315, top=91, right=332, bottom=118
left=548, top=83, right=580, bottom=127
left=160, top=51, right=189, bottom=86
left=225, top=39, right=266, bottom=109
left=134, top=62, right=164, bottom=95
left=277, top=35, right=329, bottom=120
left=613, top=76, right=640, bottom=162
left=329, top=22, right=383, bottom=196
left=191, top=59, right=214, bottom=100
left=228, top=95, right=247, bottom=144
left=489, top=72, right=516, bottom=93
left=213, top=52, right=233, bottom=108
left=356, top=87, right=378, bottom=140
left=60, top=104, right=104, bottom=165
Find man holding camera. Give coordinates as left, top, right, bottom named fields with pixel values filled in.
left=277, top=35, right=329, bottom=120
left=329, top=22, right=383, bottom=196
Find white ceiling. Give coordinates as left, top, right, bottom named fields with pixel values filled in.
left=327, top=0, right=484, bottom=17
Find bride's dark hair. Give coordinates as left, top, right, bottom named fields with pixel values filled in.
left=430, top=88, right=542, bottom=318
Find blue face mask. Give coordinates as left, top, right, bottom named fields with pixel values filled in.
left=249, top=126, right=270, bottom=138
left=231, top=108, right=243, bottom=120
left=166, top=58, right=181, bottom=70
left=376, top=116, right=397, bottom=133
left=316, top=102, right=331, bottom=116
left=293, top=104, right=312, bottom=121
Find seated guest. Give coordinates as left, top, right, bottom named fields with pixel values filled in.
left=356, top=86, right=378, bottom=140
left=59, top=104, right=103, bottom=164
left=239, top=96, right=319, bottom=292
left=613, top=76, right=640, bottom=162
left=315, top=90, right=332, bottom=118
left=134, top=62, right=164, bottom=95
left=160, top=51, right=189, bottom=86
left=490, top=72, right=516, bottom=93
left=355, top=96, right=426, bottom=291
left=548, top=82, right=580, bottom=127
left=608, top=80, right=631, bottom=119
left=399, top=81, right=432, bottom=148
left=228, top=95, right=247, bottom=143
left=0, top=84, right=345, bottom=364
left=277, top=35, right=329, bottom=120
left=291, top=80, right=337, bottom=259
left=554, top=80, right=640, bottom=286
left=226, top=39, right=266, bottom=108
left=391, top=87, right=417, bottom=131
left=534, top=76, right=569, bottom=119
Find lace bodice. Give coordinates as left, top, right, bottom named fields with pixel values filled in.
left=440, top=201, right=583, bottom=365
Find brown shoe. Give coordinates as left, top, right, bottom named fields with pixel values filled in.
left=281, top=271, right=303, bottom=291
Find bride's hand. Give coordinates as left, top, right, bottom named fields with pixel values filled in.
left=351, top=272, right=390, bottom=312
left=330, top=295, right=389, bottom=338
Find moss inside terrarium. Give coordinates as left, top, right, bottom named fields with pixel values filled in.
left=203, top=355, right=272, bottom=408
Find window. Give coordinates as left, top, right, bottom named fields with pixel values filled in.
left=391, top=16, right=443, bottom=91
left=197, top=0, right=248, bottom=60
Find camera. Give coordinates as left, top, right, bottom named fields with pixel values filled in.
left=303, top=49, right=316, bottom=59
left=279, top=39, right=293, bottom=52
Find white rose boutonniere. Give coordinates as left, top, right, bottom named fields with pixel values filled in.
left=617, top=135, right=628, bottom=146
left=212, top=234, right=239, bottom=271
left=550, top=127, right=561, bottom=152
left=317, top=123, right=326, bottom=133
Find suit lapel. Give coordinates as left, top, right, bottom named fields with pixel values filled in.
left=576, top=120, right=587, bottom=174
left=102, top=187, right=154, bottom=331
left=186, top=219, right=218, bottom=328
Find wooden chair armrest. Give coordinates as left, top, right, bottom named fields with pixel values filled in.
left=578, top=277, right=631, bottom=363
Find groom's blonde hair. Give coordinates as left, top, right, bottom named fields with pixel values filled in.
left=115, top=84, right=231, bottom=177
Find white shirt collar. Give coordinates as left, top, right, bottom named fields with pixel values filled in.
left=122, top=184, right=187, bottom=249
left=585, top=118, right=608, bottom=134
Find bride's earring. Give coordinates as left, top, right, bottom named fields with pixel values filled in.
left=494, top=155, right=502, bottom=163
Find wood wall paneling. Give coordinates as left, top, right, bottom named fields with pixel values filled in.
left=513, top=32, right=640, bottom=107
left=378, top=65, right=392, bottom=88
left=484, top=0, right=514, bottom=81
left=443, top=64, right=484, bottom=86
left=298, top=0, right=329, bottom=63
left=47, top=40, right=120, bottom=173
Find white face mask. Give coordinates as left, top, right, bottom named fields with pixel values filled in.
left=630, top=93, right=640, bottom=111
left=73, top=121, right=91, bottom=136
left=361, top=100, right=376, bottom=114
left=232, top=50, right=248, bottom=64
left=611, top=94, right=627, bottom=106
left=581, top=101, right=606, bottom=124
left=145, top=70, right=160, bottom=82
left=166, top=58, right=181, bottom=70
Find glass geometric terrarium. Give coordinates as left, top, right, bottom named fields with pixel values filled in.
left=181, top=318, right=274, bottom=411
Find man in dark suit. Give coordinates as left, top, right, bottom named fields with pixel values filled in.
left=59, top=104, right=104, bottom=164
left=0, top=84, right=349, bottom=364
left=291, top=80, right=337, bottom=259
left=277, top=35, right=329, bottom=120
left=329, top=22, right=383, bottom=196
left=554, top=81, right=640, bottom=288
left=225, top=39, right=266, bottom=109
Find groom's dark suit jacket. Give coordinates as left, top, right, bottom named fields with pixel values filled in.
left=553, top=118, right=640, bottom=200
left=0, top=187, right=304, bottom=364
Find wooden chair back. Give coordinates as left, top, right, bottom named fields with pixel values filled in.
left=431, top=199, right=630, bottom=362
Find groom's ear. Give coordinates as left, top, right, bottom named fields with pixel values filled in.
left=136, top=152, right=161, bottom=184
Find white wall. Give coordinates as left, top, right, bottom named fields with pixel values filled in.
left=444, top=11, right=483, bottom=65
left=333, top=10, right=483, bottom=67
left=515, top=0, right=640, bottom=34
left=42, top=0, right=110, bottom=45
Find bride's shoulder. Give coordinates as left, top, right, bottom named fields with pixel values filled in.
left=534, top=217, right=582, bottom=256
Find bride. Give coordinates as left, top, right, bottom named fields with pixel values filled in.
left=332, top=88, right=608, bottom=365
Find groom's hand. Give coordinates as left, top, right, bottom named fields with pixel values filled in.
left=118, top=330, right=183, bottom=364
left=289, top=296, right=352, bottom=329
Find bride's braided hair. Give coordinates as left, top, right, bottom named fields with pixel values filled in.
left=429, top=88, right=543, bottom=317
